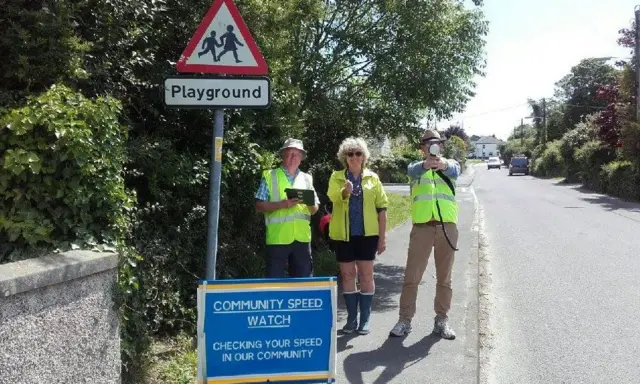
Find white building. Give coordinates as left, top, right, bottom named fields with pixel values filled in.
left=474, top=136, right=504, bottom=158
left=366, top=136, right=391, bottom=158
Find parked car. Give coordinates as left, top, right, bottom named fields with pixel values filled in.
left=487, top=157, right=501, bottom=170
left=509, top=156, right=529, bottom=175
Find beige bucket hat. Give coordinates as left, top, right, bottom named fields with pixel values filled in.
left=279, top=138, right=307, bottom=159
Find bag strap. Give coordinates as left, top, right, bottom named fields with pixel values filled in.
left=435, top=170, right=456, bottom=196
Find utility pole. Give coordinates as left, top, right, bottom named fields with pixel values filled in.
left=635, top=7, right=640, bottom=120
left=542, top=98, right=547, bottom=144
left=520, top=117, right=524, bottom=146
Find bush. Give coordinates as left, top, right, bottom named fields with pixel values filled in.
left=0, top=84, right=128, bottom=262
left=370, top=153, right=419, bottom=183
left=599, top=160, right=639, bottom=200
left=560, top=119, right=598, bottom=182
left=531, top=140, right=564, bottom=177
left=619, top=120, right=640, bottom=163
left=443, top=135, right=468, bottom=171
left=0, top=84, right=147, bottom=381
left=573, top=140, right=615, bottom=191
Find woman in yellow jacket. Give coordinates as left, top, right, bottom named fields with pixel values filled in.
left=327, top=137, right=388, bottom=335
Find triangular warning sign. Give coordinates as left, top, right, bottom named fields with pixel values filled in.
left=176, top=0, right=268, bottom=75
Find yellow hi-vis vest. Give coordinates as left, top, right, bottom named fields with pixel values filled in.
left=264, top=168, right=313, bottom=245
left=411, top=169, right=458, bottom=224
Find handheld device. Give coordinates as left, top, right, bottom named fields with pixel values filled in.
left=284, top=188, right=315, bottom=206
left=429, top=143, right=440, bottom=156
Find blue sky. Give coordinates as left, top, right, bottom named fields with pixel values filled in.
left=435, top=0, right=637, bottom=140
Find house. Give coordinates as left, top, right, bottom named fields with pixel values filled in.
left=474, top=136, right=504, bottom=159
left=367, top=136, right=391, bottom=158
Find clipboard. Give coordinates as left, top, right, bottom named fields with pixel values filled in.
left=284, top=188, right=315, bottom=206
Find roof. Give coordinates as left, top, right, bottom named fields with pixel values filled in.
left=475, top=136, right=504, bottom=145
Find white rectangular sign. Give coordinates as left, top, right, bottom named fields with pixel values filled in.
left=163, top=77, right=271, bottom=108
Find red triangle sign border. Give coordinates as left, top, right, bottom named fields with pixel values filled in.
left=176, top=0, right=268, bottom=75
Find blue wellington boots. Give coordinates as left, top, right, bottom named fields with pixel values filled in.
left=342, top=292, right=359, bottom=333
left=357, top=292, right=373, bottom=335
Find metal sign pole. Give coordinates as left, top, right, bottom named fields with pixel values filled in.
left=205, top=108, right=225, bottom=280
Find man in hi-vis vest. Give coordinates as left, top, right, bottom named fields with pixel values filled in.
left=389, top=129, right=461, bottom=340
left=255, top=138, right=320, bottom=278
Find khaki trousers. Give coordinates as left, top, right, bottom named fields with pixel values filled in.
left=398, top=222, right=459, bottom=323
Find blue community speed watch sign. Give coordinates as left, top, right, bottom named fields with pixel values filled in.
left=196, top=278, right=337, bottom=384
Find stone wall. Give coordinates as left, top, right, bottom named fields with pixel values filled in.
left=0, top=250, right=120, bottom=384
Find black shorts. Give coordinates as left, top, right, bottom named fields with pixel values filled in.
left=335, top=236, right=379, bottom=263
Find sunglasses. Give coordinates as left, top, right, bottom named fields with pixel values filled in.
left=347, top=151, right=363, bottom=157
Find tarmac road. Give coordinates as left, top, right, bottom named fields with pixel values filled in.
left=474, top=165, right=640, bottom=384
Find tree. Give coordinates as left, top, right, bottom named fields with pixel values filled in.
left=443, top=124, right=469, bottom=142
left=554, top=58, right=619, bottom=129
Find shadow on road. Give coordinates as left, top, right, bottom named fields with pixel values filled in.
left=336, top=264, right=406, bottom=323
left=341, top=334, right=441, bottom=384
left=372, top=264, right=405, bottom=313
left=551, top=182, right=640, bottom=213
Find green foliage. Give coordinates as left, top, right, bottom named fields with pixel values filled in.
left=370, top=155, right=411, bottom=183
left=0, top=1, right=90, bottom=107
left=558, top=118, right=598, bottom=181
left=531, top=140, right=564, bottom=177
left=619, top=120, right=640, bottom=162
left=0, top=84, right=127, bottom=262
left=554, top=58, right=619, bottom=129
left=0, top=84, right=148, bottom=381
left=156, top=334, right=198, bottom=384
left=599, top=160, right=639, bottom=200
left=500, top=134, right=535, bottom=166
left=443, top=135, right=468, bottom=169
left=385, top=194, right=412, bottom=230
left=573, top=140, right=616, bottom=191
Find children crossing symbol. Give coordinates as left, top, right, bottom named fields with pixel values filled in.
left=177, top=0, right=268, bottom=75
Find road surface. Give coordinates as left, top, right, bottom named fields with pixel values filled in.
left=474, top=165, right=640, bottom=384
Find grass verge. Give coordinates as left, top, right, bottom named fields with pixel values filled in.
left=142, top=333, right=197, bottom=384
left=386, top=193, right=412, bottom=230
left=141, top=192, right=412, bottom=383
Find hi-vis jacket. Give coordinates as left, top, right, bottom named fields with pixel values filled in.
left=327, top=169, right=388, bottom=241
left=410, top=169, right=458, bottom=224
left=263, top=168, right=314, bottom=245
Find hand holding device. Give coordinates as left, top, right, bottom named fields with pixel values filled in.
left=281, top=198, right=301, bottom=209
left=344, top=180, right=353, bottom=195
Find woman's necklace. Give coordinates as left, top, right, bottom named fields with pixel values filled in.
left=349, top=170, right=363, bottom=197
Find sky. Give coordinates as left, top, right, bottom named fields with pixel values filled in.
left=434, top=0, right=638, bottom=140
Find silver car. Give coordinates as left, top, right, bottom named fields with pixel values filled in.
left=487, top=157, right=501, bottom=170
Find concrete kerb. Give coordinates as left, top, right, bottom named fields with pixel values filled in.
left=473, top=187, right=496, bottom=384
